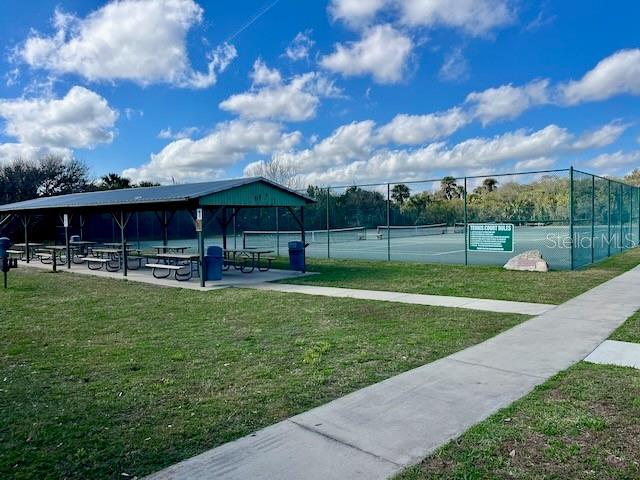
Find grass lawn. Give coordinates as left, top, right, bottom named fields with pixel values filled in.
left=610, top=310, right=640, bottom=344
left=397, top=362, right=640, bottom=480
left=276, top=248, right=640, bottom=304
left=0, top=269, right=528, bottom=479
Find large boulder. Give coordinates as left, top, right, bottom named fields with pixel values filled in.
left=503, top=250, right=549, bottom=272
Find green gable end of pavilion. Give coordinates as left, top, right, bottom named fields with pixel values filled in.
left=199, top=181, right=308, bottom=207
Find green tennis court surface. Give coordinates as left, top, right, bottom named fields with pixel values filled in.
left=244, top=225, right=572, bottom=269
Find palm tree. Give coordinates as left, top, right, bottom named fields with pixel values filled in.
left=482, top=177, right=498, bottom=192
left=391, top=184, right=411, bottom=205
left=440, top=176, right=458, bottom=200
left=100, top=173, right=132, bottom=190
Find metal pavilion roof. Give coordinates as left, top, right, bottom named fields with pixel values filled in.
left=0, top=177, right=315, bottom=213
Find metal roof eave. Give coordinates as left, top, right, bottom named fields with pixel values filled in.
left=0, top=177, right=316, bottom=214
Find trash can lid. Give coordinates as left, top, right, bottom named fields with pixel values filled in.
left=288, top=241, right=304, bottom=249
left=206, top=245, right=223, bottom=256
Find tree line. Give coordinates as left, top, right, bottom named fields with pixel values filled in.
left=301, top=174, right=574, bottom=230
left=0, top=156, right=159, bottom=205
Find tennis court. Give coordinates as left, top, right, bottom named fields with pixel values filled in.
left=242, top=224, right=573, bottom=269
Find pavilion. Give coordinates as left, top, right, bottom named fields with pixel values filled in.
left=0, top=177, right=315, bottom=287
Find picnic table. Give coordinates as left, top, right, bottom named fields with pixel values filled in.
left=224, top=248, right=274, bottom=273
left=12, top=242, right=43, bottom=261
left=150, top=245, right=190, bottom=254
left=69, top=240, right=97, bottom=262
left=102, top=242, right=132, bottom=249
left=34, top=245, right=68, bottom=267
left=81, top=247, right=144, bottom=271
left=146, top=253, right=200, bottom=281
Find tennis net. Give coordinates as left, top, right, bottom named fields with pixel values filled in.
left=243, top=226, right=366, bottom=248
left=453, top=222, right=466, bottom=234
left=376, top=223, right=448, bottom=239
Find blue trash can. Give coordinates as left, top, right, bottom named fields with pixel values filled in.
left=204, top=246, right=223, bottom=281
left=288, top=241, right=305, bottom=272
left=0, top=237, right=10, bottom=258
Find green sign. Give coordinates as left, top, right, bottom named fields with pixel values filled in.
left=468, top=224, right=514, bottom=252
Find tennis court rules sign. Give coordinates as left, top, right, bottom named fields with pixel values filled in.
left=468, top=224, right=514, bottom=252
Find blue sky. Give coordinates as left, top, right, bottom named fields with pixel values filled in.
left=0, top=0, right=639, bottom=186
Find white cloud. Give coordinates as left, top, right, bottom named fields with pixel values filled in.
left=514, top=157, right=555, bottom=171
left=281, top=123, right=615, bottom=185
left=124, top=108, right=143, bottom=120
left=328, top=0, right=514, bottom=36
left=250, top=60, right=282, bottom=86
left=466, top=79, right=550, bottom=125
left=284, top=31, right=315, bottom=61
left=0, top=143, right=71, bottom=163
left=589, top=150, right=640, bottom=169
left=157, top=126, right=200, bottom=140
left=219, top=60, right=341, bottom=122
left=397, top=0, right=514, bottom=36
left=572, top=122, right=629, bottom=149
left=558, top=49, right=640, bottom=105
left=0, top=86, right=118, bottom=149
left=320, top=24, right=413, bottom=84
left=376, top=108, right=470, bottom=144
left=124, top=120, right=301, bottom=183
left=439, top=48, right=469, bottom=82
left=271, top=121, right=377, bottom=175
left=328, top=0, right=387, bottom=28
left=17, top=0, right=236, bottom=88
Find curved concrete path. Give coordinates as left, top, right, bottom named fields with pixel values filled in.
left=148, top=266, right=640, bottom=480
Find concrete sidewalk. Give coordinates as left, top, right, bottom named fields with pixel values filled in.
left=248, top=283, right=555, bottom=315
left=585, top=339, right=640, bottom=369
left=148, top=266, right=640, bottom=480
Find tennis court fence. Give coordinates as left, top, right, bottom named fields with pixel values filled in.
left=239, top=167, right=639, bottom=270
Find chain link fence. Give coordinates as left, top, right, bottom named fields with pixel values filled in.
left=241, top=167, right=638, bottom=270
left=5, top=167, right=635, bottom=270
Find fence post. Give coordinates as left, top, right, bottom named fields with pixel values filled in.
left=607, top=179, right=611, bottom=258
left=569, top=166, right=574, bottom=270
left=326, top=187, right=330, bottom=259
left=591, top=175, right=595, bottom=264
left=619, top=183, right=623, bottom=252
left=387, top=183, right=391, bottom=262
left=464, top=177, right=468, bottom=266
left=628, top=187, right=633, bottom=248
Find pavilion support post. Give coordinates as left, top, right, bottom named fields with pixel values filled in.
left=0, top=214, right=13, bottom=233
left=154, top=210, right=174, bottom=247
left=112, top=211, right=132, bottom=277
left=79, top=214, right=86, bottom=240
left=215, top=207, right=240, bottom=252
left=286, top=206, right=306, bottom=273
left=300, top=207, right=306, bottom=273
left=199, top=209, right=205, bottom=288
left=221, top=208, right=228, bottom=251
left=163, top=210, right=169, bottom=246
left=20, top=215, right=31, bottom=263
left=63, top=213, right=71, bottom=270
